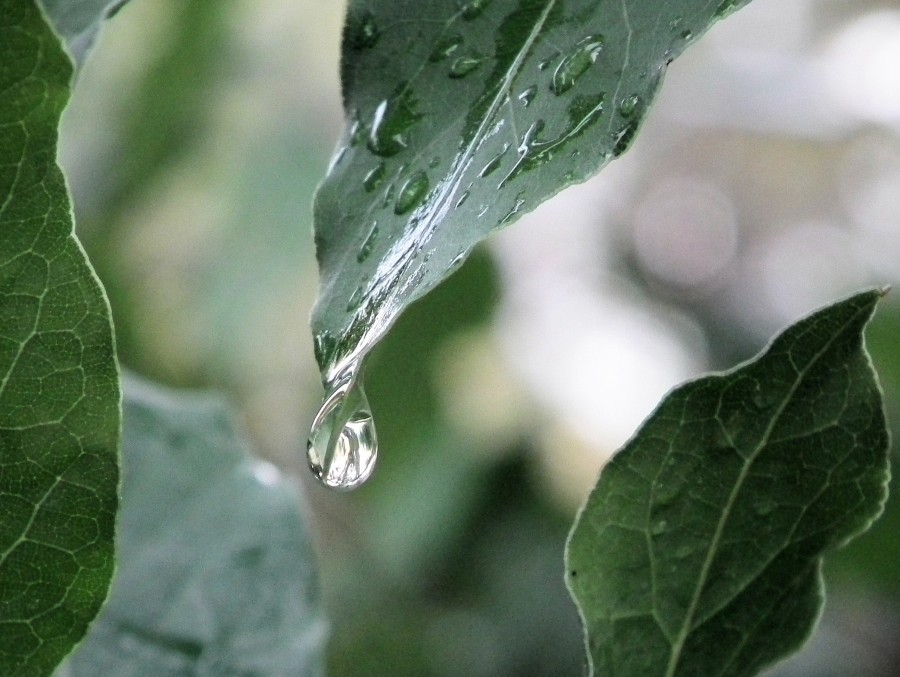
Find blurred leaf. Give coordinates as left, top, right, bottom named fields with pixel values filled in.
left=60, top=376, right=327, bottom=677
left=39, top=0, right=130, bottom=68
left=566, top=290, right=890, bottom=677
left=312, top=0, right=754, bottom=376
left=0, top=1, right=119, bottom=674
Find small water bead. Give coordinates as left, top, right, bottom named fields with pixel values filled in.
left=500, top=192, right=526, bottom=224
left=715, top=0, right=739, bottom=18
left=619, top=94, right=640, bottom=117
left=382, top=183, right=396, bottom=210
left=346, top=286, right=364, bottom=311
left=517, top=85, right=537, bottom=107
left=550, top=35, right=604, bottom=95
left=479, top=143, right=509, bottom=177
left=357, top=222, right=379, bottom=263
left=455, top=189, right=470, bottom=208
left=307, top=365, right=378, bottom=490
left=363, top=163, right=386, bottom=192
left=538, top=50, right=560, bottom=71
left=429, top=33, right=464, bottom=62
left=449, top=53, right=485, bottom=78
left=367, top=89, right=422, bottom=157
left=394, top=170, right=429, bottom=214
left=347, top=9, right=380, bottom=50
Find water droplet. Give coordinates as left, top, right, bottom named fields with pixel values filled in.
left=363, top=163, right=386, bottom=192
left=674, top=545, right=695, bottom=559
left=357, top=222, right=379, bottom=263
left=429, top=156, right=441, bottom=168
left=450, top=249, right=467, bottom=267
left=455, top=189, right=470, bottom=208
left=550, top=35, right=604, bottom=95
left=500, top=92, right=605, bottom=186
left=500, top=192, right=526, bottom=225
left=538, top=50, right=560, bottom=71
left=347, top=10, right=380, bottom=50
left=449, top=53, right=485, bottom=78
left=715, top=0, right=739, bottom=18
left=307, top=365, right=378, bottom=490
left=753, top=497, right=778, bottom=517
left=619, top=94, right=640, bottom=117
left=429, top=33, right=464, bottom=62
left=679, top=29, right=693, bottom=41
left=611, top=119, right=639, bottom=157
left=460, top=0, right=491, bottom=20
left=346, top=286, right=364, bottom=311
left=517, top=85, right=537, bottom=107
left=479, top=143, right=509, bottom=177
left=651, top=520, right=668, bottom=536
left=382, top=182, right=396, bottom=208
left=394, top=170, right=429, bottom=214
left=367, top=88, right=422, bottom=157
left=327, top=146, right=348, bottom=174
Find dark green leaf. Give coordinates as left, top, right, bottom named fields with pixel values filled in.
left=0, top=1, right=119, bottom=673
left=59, top=377, right=327, bottom=677
left=566, top=290, right=890, bottom=677
left=312, top=0, right=753, bottom=376
left=39, top=0, right=130, bottom=69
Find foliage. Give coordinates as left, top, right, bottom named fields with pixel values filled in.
left=0, top=1, right=118, bottom=672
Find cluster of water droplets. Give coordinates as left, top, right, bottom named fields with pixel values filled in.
left=306, top=360, right=377, bottom=490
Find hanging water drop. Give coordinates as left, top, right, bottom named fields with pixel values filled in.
left=307, top=365, right=378, bottom=490
left=550, top=35, right=604, bottom=95
left=346, top=286, right=364, bottom=312
left=394, top=170, right=429, bottom=214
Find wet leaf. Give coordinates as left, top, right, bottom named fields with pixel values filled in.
left=58, top=377, right=327, bottom=677
left=312, top=0, right=753, bottom=377
left=566, top=290, right=890, bottom=676
left=0, top=0, right=119, bottom=673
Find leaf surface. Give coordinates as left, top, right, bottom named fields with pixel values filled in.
left=312, top=0, right=752, bottom=376
left=0, top=1, right=119, bottom=673
left=58, top=377, right=327, bottom=677
left=39, top=0, right=129, bottom=69
left=566, top=290, right=890, bottom=677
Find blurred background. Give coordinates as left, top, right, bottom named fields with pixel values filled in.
left=60, top=0, right=900, bottom=674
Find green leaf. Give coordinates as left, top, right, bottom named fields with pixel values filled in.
left=566, top=290, right=890, bottom=677
left=312, top=0, right=753, bottom=375
left=59, top=377, right=327, bottom=677
left=38, top=0, right=130, bottom=69
left=0, top=1, right=120, bottom=674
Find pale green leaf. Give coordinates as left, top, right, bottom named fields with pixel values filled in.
left=58, top=377, right=327, bottom=677
left=566, top=290, right=890, bottom=677
left=312, top=0, right=752, bottom=376
left=0, top=0, right=120, bottom=674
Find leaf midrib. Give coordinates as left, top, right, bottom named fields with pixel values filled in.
left=663, top=306, right=867, bottom=676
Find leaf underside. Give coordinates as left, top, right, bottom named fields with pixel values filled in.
left=312, top=0, right=752, bottom=377
left=0, top=0, right=120, bottom=674
left=565, top=290, right=890, bottom=677
left=59, top=378, right=327, bottom=677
